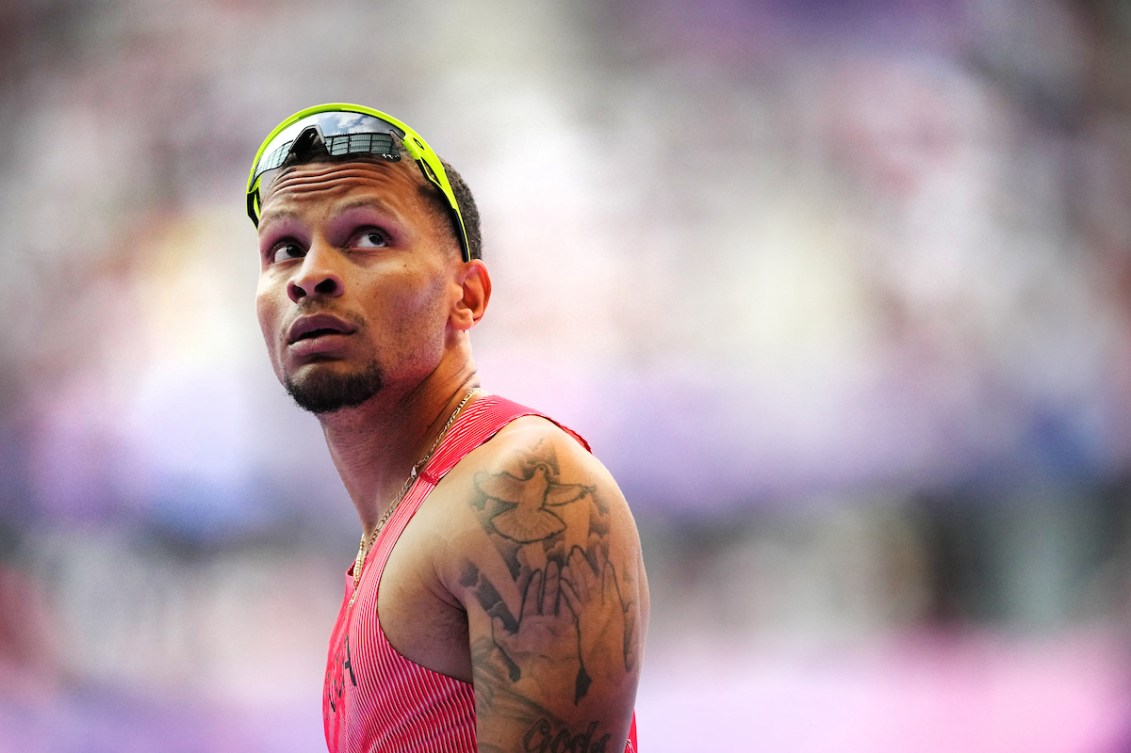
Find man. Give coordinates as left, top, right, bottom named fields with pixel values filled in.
left=246, top=104, right=648, bottom=753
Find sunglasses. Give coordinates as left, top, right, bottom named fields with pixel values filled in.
left=246, top=103, right=471, bottom=262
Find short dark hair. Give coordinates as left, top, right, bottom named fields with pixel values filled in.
left=383, top=137, right=481, bottom=260
left=422, top=158, right=483, bottom=261
left=390, top=134, right=481, bottom=261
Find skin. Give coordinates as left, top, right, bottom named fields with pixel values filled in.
left=255, top=157, right=649, bottom=751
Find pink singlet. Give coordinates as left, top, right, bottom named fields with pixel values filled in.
left=322, top=395, right=638, bottom=753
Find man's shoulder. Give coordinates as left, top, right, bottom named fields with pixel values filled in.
left=460, top=408, right=623, bottom=497
left=466, top=395, right=591, bottom=453
left=422, top=402, right=648, bottom=751
left=423, top=406, right=631, bottom=581
left=478, top=411, right=590, bottom=461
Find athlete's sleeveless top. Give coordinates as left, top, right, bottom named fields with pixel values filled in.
left=322, top=395, right=638, bottom=753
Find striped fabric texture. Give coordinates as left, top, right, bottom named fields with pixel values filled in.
left=322, top=395, right=637, bottom=753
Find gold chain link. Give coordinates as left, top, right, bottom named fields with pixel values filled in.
left=349, top=388, right=479, bottom=605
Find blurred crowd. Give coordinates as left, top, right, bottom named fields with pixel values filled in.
left=2, top=0, right=1131, bottom=750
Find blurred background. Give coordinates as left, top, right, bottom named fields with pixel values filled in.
left=2, top=0, right=1131, bottom=750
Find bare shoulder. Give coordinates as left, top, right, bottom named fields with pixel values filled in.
left=435, top=413, right=649, bottom=752
left=470, top=415, right=635, bottom=535
left=444, top=415, right=645, bottom=588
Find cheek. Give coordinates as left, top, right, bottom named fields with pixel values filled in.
left=373, top=272, right=452, bottom=357
left=380, top=265, right=449, bottom=318
left=255, top=288, right=289, bottom=382
left=414, top=275, right=456, bottom=338
left=255, top=283, right=282, bottom=345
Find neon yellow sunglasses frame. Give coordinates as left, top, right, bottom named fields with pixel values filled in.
left=246, top=103, right=471, bottom=262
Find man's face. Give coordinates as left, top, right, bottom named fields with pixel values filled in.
left=254, top=158, right=461, bottom=413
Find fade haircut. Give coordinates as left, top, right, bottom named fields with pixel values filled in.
left=387, top=137, right=483, bottom=261
left=426, top=157, right=483, bottom=261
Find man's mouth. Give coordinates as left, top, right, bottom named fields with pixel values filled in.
left=287, top=314, right=356, bottom=344
left=296, top=327, right=339, bottom=341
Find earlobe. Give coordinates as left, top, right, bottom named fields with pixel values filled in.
left=452, top=260, right=491, bottom=330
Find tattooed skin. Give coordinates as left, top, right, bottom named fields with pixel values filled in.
left=522, top=718, right=612, bottom=753
left=464, top=438, right=640, bottom=747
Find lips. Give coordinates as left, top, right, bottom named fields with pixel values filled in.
left=286, top=313, right=356, bottom=345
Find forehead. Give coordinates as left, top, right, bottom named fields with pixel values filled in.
left=259, top=158, right=430, bottom=225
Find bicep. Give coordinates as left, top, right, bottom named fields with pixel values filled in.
left=450, top=429, right=647, bottom=752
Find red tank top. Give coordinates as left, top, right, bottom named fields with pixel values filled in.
left=322, top=395, right=638, bottom=753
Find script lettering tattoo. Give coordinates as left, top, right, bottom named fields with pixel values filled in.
left=523, top=718, right=611, bottom=753
left=468, top=442, right=639, bottom=715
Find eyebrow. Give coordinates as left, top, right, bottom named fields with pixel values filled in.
left=334, top=197, right=397, bottom=217
left=257, top=207, right=298, bottom=230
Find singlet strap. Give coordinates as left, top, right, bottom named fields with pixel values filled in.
left=418, top=394, right=591, bottom=486
left=371, top=395, right=590, bottom=564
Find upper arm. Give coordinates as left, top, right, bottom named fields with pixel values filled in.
left=442, top=419, right=648, bottom=752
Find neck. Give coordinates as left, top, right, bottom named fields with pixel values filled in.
left=318, top=364, right=481, bottom=531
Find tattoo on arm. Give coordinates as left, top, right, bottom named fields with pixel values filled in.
left=523, top=718, right=613, bottom=753
left=468, top=442, right=639, bottom=709
left=471, top=639, right=616, bottom=753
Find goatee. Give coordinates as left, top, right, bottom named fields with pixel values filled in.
left=284, top=361, right=385, bottom=414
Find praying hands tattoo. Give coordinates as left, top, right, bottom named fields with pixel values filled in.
left=464, top=443, right=639, bottom=708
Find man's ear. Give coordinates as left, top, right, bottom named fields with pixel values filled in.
left=451, top=260, right=491, bottom=331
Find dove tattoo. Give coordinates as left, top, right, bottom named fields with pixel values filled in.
left=474, top=461, right=595, bottom=544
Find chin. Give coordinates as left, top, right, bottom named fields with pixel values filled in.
left=283, top=361, right=385, bottom=414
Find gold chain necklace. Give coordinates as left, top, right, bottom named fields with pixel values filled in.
left=349, top=388, right=479, bottom=605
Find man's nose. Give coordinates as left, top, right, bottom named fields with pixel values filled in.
left=288, top=242, right=344, bottom=303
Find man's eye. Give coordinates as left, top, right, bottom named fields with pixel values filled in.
left=269, top=242, right=305, bottom=264
left=352, top=229, right=389, bottom=249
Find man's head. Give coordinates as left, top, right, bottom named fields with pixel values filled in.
left=249, top=105, right=490, bottom=415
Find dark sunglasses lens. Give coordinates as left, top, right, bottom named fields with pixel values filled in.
left=254, top=112, right=404, bottom=181
left=324, top=132, right=398, bottom=159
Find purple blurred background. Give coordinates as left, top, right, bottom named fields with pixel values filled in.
left=2, top=0, right=1131, bottom=750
